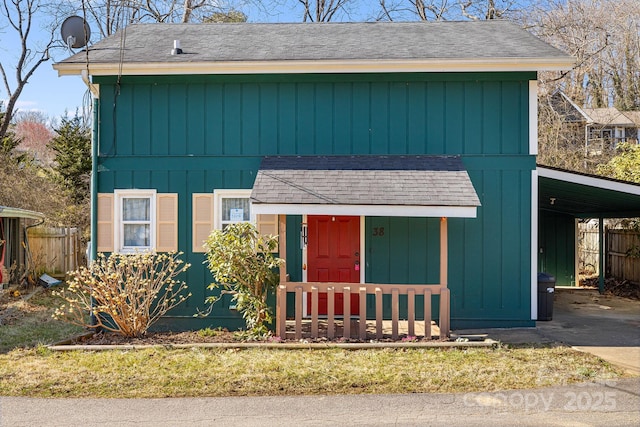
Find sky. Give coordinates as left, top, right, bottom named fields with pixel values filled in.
left=0, top=12, right=90, bottom=121
left=4, top=56, right=89, bottom=121
left=0, top=4, right=309, bottom=122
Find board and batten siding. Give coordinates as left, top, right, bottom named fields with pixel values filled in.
left=94, top=72, right=535, bottom=329
left=95, top=73, right=532, bottom=157
left=539, top=210, right=576, bottom=287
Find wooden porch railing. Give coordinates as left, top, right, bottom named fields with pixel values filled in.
left=276, top=282, right=450, bottom=341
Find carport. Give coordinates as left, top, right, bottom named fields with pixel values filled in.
left=537, top=166, right=640, bottom=292
left=0, top=206, right=45, bottom=285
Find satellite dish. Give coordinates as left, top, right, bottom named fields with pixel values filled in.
left=61, top=16, right=91, bottom=49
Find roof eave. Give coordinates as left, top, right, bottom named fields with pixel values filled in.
left=538, top=166, right=640, bottom=197
left=558, top=91, right=591, bottom=121
left=53, top=57, right=575, bottom=77
left=0, top=206, right=45, bottom=220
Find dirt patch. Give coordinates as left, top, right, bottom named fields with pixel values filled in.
left=580, top=276, right=640, bottom=300
left=0, top=287, right=46, bottom=326
left=69, top=329, right=441, bottom=346
left=72, top=330, right=242, bottom=345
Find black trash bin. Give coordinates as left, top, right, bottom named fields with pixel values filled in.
left=537, top=273, right=556, bottom=321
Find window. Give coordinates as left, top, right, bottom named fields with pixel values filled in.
left=192, top=190, right=278, bottom=253
left=97, top=191, right=177, bottom=253
left=214, top=189, right=253, bottom=230
left=115, top=190, right=156, bottom=252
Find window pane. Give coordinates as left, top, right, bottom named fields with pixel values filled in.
left=123, top=198, right=150, bottom=221
left=124, top=224, right=150, bottom=247
left=221, top=198, right=250, bottom=221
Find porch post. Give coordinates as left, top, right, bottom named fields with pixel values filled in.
left=598, top=216, right=605, bottom=294
left=278, top=215, right=287, bottom=282
left=440, top=217, right=448, bottom=287
left=440, top=217, right=450, bottom=337
left=276, top=215, right=287, bottom=338
left=277, top=285, right=286, bottom=339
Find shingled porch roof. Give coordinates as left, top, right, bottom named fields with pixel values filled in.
left=250, top=155, right=481, bottom=217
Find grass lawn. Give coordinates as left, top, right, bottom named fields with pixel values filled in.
left=0, top=288, right=627, bottom=398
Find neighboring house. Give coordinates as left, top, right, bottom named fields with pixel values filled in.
left=54, top=21, right=575, bottom=336
left=549, top=91, right=639, bottom=155
left=624, top=110, right=640, bottom=140
left=0, top=206, right=44, bottom=285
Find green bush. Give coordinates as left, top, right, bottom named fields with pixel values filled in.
left=204, top=222, right=283, bottom=339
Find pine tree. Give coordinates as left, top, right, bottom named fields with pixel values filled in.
left=49, top=114, right=92, bottom=203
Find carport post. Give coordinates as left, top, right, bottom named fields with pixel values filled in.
left=598, top=216, right=604, bottom=294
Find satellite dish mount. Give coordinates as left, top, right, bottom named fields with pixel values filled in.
left=61, top=16, right=91, bottom=50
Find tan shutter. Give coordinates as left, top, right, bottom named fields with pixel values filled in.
left=256, top=214, right=279, bottom=252
left=97, top=193, right=114, bottom=252
left=156, top=193, right=178, bottom=252
left=192, top=193, right=214, bottom=253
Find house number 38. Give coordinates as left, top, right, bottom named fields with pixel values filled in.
left=373, top=227, right=385, bottom=236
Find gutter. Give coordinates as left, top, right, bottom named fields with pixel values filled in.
left=53, top=57, right=576, bottom=77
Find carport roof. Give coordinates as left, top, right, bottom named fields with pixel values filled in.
left=538, top=166, right=640, bottom=218
left=0, top=206, right=45, bottom=220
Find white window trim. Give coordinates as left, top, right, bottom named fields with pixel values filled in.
left=213, top=189, right=254, bottom=230
left=114, top=189, right=157, bottom=253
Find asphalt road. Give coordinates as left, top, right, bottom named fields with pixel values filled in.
left=1, top=377, right=638, bottom=427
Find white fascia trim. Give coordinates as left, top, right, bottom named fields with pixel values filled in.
left=529, top=80, right=538, bottom=155
left=538, top=167, right=640, bottom=196
left=251, top=203, right=477, bottom=218
left=53, top=57, right=575, bottom=76
left=531, top=170, right=538, bottom=321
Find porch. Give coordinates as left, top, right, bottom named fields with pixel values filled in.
left=250, top=155, right=481, bottom=341
left=274, top=213, right=452, bottom=341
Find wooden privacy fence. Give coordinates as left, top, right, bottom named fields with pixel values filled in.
left=276, top=282, right=450, bottom=341
left=607, top=229, right=640, bottom=284
left=578, top=227, right=600, bottom=274
left=27, top=226, right=83, bottom=276
left=578, top=225, right=640, bottom=284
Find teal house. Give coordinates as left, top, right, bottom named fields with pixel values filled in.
left=54, top=21, right=574, bottom=338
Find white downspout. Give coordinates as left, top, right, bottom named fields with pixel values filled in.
left=81, top=69, right=100, bottom=98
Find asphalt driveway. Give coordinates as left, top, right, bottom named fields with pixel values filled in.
left=456, top=287, right=640, bottom=375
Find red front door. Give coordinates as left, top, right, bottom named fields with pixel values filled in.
left=307, top=215, right=360, bottom=315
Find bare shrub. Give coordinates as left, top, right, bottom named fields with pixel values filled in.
left=54, top=251, right=191, bottom=337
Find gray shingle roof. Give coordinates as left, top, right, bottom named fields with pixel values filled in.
left=250, top=156, right=481, bottom=207
left=58, top=21, right=570, bottom=66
